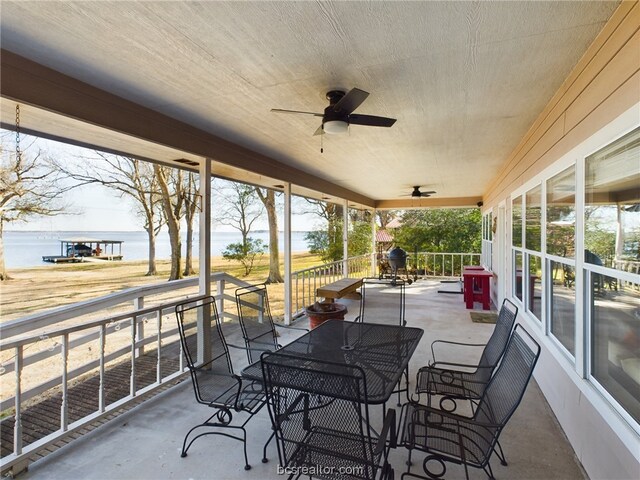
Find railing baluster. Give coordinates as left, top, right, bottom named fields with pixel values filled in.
left=134, top=296, right=144, bottom=357
left=313, top=270, right=317, bottom=303
left=99, top=325, right=105, bottom=413
left=61, top=334, right=69, bottom=431
left=216, top=279, right=225, bottom=321
left=302, top=274, right=306, bottom=309
left=156, top=310, right=162, bottom=384
left=295, top=274, right=299, bottom=315
left=14, top=345, right=23, bottom=456
left=130, top=317, right=136, bottom=397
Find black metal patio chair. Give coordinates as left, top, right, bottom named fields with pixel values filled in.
left=175, top=296, right=266, bottom=470
left=235, top=283, right=308, bottom=364
left=356, top=277, right=409, bottom=407
left=356, top=277, right=407, bottom=326
left=414, top=299, right=518, bottom=412
left=400, top=325, right=540, bottom=480
left=261, top=352, right=396, bottom=480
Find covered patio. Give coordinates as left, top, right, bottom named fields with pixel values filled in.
left=21, top=280, right=584, bottom=480
left=0, top=1, right=638, bottom=479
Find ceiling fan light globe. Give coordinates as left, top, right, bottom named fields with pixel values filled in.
left=323, top=120, right=349, bottom=134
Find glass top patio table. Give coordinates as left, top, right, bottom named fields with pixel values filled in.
left=241, top=319, right=424, bottom=404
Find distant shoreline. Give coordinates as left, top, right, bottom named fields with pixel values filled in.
left=4, top=229, right=313, bottom=233
left=3, top=230, right=311, bottom=269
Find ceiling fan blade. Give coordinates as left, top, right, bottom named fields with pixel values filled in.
left=332, top=88, right=369, bottom=114
left=349, top=114, right=397, bottom=127
left=420, top=191, right=437, bottom=195
left=271, top=108, right=323, bottom=117
left=313, top=125, right=324, bottom=136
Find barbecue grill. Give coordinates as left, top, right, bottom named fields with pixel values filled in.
left=388, top=246, right=409, bottom=285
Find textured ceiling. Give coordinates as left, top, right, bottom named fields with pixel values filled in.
left=0, top=1, right=619, bottom=202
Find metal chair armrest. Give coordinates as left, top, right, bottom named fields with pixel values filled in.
left=409, top=402, right=501, bottom=429
left=274, top=324, right=310, bottom=333
left=416, top=363, right=491, bottom=393
left=430, top=339, right=486, bottom=363
left=430, top=361, right=494, bottom=371
left=226, top=343, right=269, bottom=354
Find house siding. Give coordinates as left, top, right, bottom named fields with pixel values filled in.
left=483, top=2, right=640, bottom=479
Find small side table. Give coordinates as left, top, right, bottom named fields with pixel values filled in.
left=463, top=269, right=493, bottom=310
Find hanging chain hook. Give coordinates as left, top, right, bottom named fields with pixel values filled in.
left=15, top=104, right=21, bottom=163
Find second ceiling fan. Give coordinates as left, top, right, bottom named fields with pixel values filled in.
left=409, top=186, right=436, bottom=198
left=271, top=87, right=396, bottom=135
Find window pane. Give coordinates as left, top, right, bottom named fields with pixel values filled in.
left=547, top=166, right=576, bottom=258
left=512, top=196, right=522, bottom=247
left=527, top=255, right=542, bottom=320
left=514, top=250, right=523, bottom=303
left=525, top=185, right=542, bottom=252
left=591, top=278, right=640, bottom=423
left=550, top=261, right=575, bottom=355
left=489, top=214, right=493, bottom=241
left=585, top=127, right=640, bottom=271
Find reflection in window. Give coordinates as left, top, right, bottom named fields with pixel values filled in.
left=528, top=255, right=542, bottom=321
left=512, top=196, right=522, bottom=247
left=547, top=166, right=575, bottom=258
left=585, top=127, right=640, bottom=270
left=550, top=261, right=575, bottom=355
left=526, top=185, right=542, bottom=252
left=514, top=251, right=523, bottom=303
left=591, top=279, right=640, bottom=424
left=489, top=214, right=493, bottom=242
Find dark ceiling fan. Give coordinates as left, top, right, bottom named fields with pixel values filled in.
left=409, top=186, right=437, bottom=198
left=271, top=88, right=396, bottom=135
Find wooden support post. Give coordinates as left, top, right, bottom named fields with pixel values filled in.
left=198, top=159, right=212, bottom=365
left=284, top=182, right=292, bottom=325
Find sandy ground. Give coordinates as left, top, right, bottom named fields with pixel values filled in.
left=0, top=252, right=321, bottom=322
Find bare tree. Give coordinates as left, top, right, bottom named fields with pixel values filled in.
left=183, top=172, right=200, bottom=276
left=303, top=198, right=342, bottom=223
left=0, top=135, right=69, bottom=280
left=58, top=152, right=164, bottom=276
left=155, top=164, right=184, bottom=280
left=256, top=187, right=283, bottom=283
left=217, top=181, right=264, bottom=248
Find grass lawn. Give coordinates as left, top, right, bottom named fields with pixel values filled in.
left=0, top=252, right=324, bottom=322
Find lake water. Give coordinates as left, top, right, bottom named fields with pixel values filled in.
left=3, top=231, right=310, bottom=268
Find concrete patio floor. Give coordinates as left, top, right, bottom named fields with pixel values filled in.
left=22, top=279, right=586, bottom=480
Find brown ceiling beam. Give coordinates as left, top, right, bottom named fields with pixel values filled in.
left=375, top=196, right=483, bottom=209
left=0, top=49, right=374, bottom=207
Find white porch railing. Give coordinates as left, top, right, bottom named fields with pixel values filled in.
left=408, top=252, right=481, bottom=278
left=289, top=252, right=480, bottom=316
left=291, top=254, right=371, bottom=316
left=0, top=272, right=251, bottom=475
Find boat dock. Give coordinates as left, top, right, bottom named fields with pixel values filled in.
left=42, top=238, right=124, bottom=264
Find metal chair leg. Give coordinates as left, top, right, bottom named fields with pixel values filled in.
left=494, top=439, right=508, bottom=466
left=262, top=429, right=276, bottom=463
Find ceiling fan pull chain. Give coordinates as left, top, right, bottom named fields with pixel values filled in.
left=320, top=131, right=323, bottom=153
